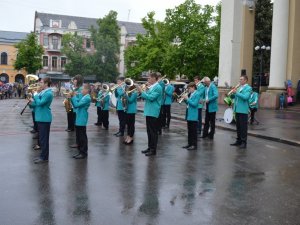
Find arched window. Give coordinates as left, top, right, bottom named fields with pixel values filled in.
left=1, top=52, right=8, bottom=65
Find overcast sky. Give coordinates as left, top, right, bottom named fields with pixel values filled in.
left=0, top=0, right=220, bottom=33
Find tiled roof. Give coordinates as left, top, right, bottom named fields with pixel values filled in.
left=0, top=31, right=29, bottom=44
left=36, top=12, right=146, bottom=35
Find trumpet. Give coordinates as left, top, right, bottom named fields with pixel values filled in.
left=224, top=83, right=241, bottom=106
left=158, top=75, right=167, bottom=82
left=177, top=89, right=189, bottom=104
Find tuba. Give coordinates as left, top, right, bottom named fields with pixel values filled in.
left=224, top=83, right=241, bottom=106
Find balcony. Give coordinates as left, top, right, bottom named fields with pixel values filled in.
left=47, top=44, right=61, bottom=52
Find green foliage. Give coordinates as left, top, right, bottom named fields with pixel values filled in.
left=125, top=0, right=221, bottom=81
left=91, top=10, right=120, bottom=82
left=61, top=32, right=91, bottom=76
left=14, top=32, right=44, bottom=74
left=253, top=0, right=273, bottom=75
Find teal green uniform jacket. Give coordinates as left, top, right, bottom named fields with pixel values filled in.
left=205, top=83, right=219, bottom=113
left=249, top=92, right=259, bottom=109
left=71, top=94, right=91, bottom=126
left=101, top=93, right=110, bottom=111
left=159, top=80, right=165, bottom=105
left=196, top=83, right=206, bottom=109
left=126, top=92, right=138, bottom=114
left=95, top=90, right=103, bottom=107
left=185, top=91, right=201, bottom=121
left=29, top=103, right=35, bottom=112
left=232, top=84, right=252, bottom=114
left=32, top=88, right=53, bottom=122
left=72, top=86, right=83, bottom=113
left=115, top=86, right=125, bottom=111
left=163, top=84, right=174, bottom=105
left=141, top=83, right=163, bottom=118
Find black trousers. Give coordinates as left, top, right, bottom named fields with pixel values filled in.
left=146, top=116, right=159, bottom=151
left=126, top=113, right=135, bottom=137
left=76, top=126, right=88, bottom=155
left=117, top=110, right=126, bottom=134
left=162, top=105, right=171, bottom=128
left=203, top=107, right=216, bottom=138
left=187, top=121, right=198, bottom=147
left=158, top=107, right=163, bottom=133
left=67, top=110, right=75, bottom=130
left=96, top=107, right=102, bottom=125
left=32, top=112, right=38, bottom=132
left=197, top=108, right=202, bottom=134
left=37, top=122, right=51, bottom=160
left=236, top=113, right=248, bottom=144
left=250, top=108, right=257, bottom=123
left=101, top=110, right=109, bottom=128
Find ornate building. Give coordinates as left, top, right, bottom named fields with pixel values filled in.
left=0, top=31, right=28, bottom=83
left=34, top=11, right=146, bottom=79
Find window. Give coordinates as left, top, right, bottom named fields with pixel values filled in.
left=52, top=36, right=58, bottom=49
left=43, top=35, right=48, bottom=46
left=52, top=56, right=58, bottom=69
left=43, top=56, right=48, bottom=67
left=1, top=52, right=8, bottom=65
left=51, top=20, right=60, bottom=28
left=86, top=39, right=91, bottom=48
left=61, top=57, right=67, bottom=68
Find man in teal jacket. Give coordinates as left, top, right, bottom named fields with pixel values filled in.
left=30, top=77, right=53, bottom=164
left=194, top=76, right=206, bottom=135
left=230, top=75, right=252, bottom=148
left=124, top=87, right=138, bottom=144
left=71, top=84, right=91, bottom=159
left=114, top=77, right=126, bottom=137
left=249, top=91, right=259, bottom=125
left=162, top=82, right=174, bottom=129
left=202, top=77, right=218, bottom=139
left=182, top=82, right=201, bottom=150
left=138, top=73, right=163, bottom=156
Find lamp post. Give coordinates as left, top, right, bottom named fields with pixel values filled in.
left=254, top=45, right=271, bottom=92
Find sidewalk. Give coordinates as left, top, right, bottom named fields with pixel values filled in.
left=137, top=101, right=300, bottom=146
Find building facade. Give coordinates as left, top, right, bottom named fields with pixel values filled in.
left=0, top=31, right=28, bottom=83
left=34, top=12, right=145, bottom=78
left=218, top=0, right=300, bottom=108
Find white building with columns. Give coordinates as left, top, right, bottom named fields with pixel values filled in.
left=218, top=0, right=300, bottom=108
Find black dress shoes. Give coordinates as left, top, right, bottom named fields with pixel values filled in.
left=30, top=130, right=37, bottom=134
left=72, top=153, right=81, bottom=158
left=115, top=133, right=124, bottom=137
left=94, top=123, right=101, bottom=126
left=187, top=146, right=197, bottom=150
left=158, top=130, right=162, bottom=135
left=239, top=143, right=247, bottom=149
left=230, top=142, right=242, bottom=146
left=200, top=135, right=208, bottom=139
left=114, top=131, right=121, bottom=136
left=145, top=151, right=156, bottom=156
left=74, top=154, right=87, bottom=159
left=34, top=158, right=48, bottom=164
left=70, top=144, right=79, bottom=148
left=141, top=148, right=150, bottom=154
left=182, top=145, right=190, bottom=149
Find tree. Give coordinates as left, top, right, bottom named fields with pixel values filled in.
left=61, top=32, right=91, bottom=76
left=125, top=0, right=221, bottom=80
left=253, top=0, right=273, bottom=78
left=91, top=10, right=120, bottom=82
left=14, top=32, right=44, bottom=74
left=125, top=12, right=168, bottom=80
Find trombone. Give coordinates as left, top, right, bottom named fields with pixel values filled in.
left=110, top=78, right=134, bottom=92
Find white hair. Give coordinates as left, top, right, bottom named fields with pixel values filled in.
left=203, top=77, right=211, bottom=82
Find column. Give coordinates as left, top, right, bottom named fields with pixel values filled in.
left=218, top=0, right=243, bottom=88
left=268, top=0, right=290, bottom=90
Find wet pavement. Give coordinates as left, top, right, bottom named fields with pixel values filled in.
left=137, top=101, right=300, bottom=146
left=0, top=97, right=300, bottom=225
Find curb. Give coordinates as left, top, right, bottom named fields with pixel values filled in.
left=137, top=108, right=300, bottom=147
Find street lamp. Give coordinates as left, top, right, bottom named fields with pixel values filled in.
left=254, top=45, right=271, bottom=92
